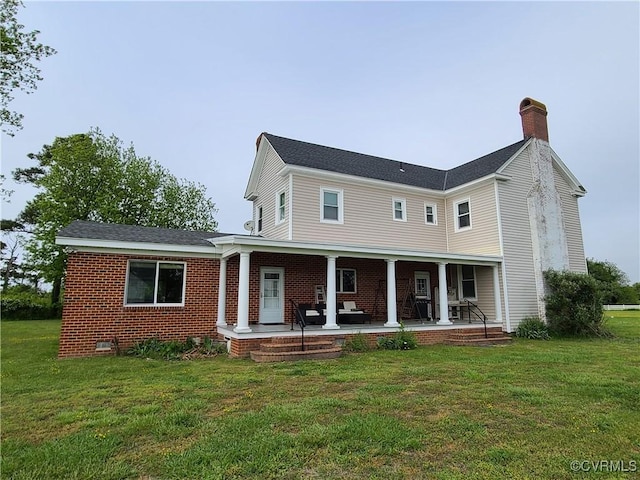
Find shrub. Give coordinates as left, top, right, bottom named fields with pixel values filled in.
left=544, top=269, right=611, bottom=338
left=515, top=316, right=550, bottom=340
left=1, top=297, right=62, bottom=320
left=200, top=336, right=227, bottom=355
left=344, top=332, right=371, bottom=352
left=377, top=323, right=418, bottom=350
left=127, top=336, right=226, bottom=360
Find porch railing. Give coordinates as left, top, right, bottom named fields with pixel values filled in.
left=289, top=298, right=307, bottom=350
left=289, top=298, right=302, bottom=331
left=464, top=299, right=488, bottom=338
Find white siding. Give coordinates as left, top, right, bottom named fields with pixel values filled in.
left=253, top=146, right=289, bottom=240
left=474, top=265, right=497, bottom=321
left=291, top=174, right=447, bottom=251
left=446, top=182, right=501, bottom=255
left=553, top=166, right=587, bottom=273
left=497, top=148, right=539, bottom=329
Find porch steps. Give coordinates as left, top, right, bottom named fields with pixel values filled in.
left=444, top=328, right=513, bottom=346
left=250, top=336, right=342, bottom=363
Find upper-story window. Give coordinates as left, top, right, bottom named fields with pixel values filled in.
left=392, top=198, right=407, bottom=222
left=125, top=260, right=186, bottom=306
left=454, top=199, right=471, bottom=231
left=321, top=188, right=343, bottom=223
left=257, top=206, right=263, bottom=232
left=276, top=191, right=286, bottom=224
left=424, top=203, right=437, bottom=225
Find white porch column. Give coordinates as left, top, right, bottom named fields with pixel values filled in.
left=437, top=262, right=452, bottom=325
left=323, top=255, right=339, bottom=329
left=216, top=257, right=227, bottom=327
left=493, top=265, right=503, bottom=324
left=385, top=259, right=400, bottom=327
left=234, top=252, right=252, bottom=333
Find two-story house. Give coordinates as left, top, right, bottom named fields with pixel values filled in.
left=56, top=98, right=587, bottom=357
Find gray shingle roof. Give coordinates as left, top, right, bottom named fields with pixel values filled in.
left=443, top=140, right=528, bottom=189
left=57, top=220, right=229, bottom=246
left=264, top=133, right=527, bottom=191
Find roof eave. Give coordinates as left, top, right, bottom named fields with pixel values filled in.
left=209, top=235, right=503, bottom=265
left=495, top=138, right=533, bottom=175
left=244, top=134, right=272, bottom=200
left=55, top=236, right=219, bottom=256
left=549, top=148, right=587, bottom=194
left=443, top=173, right=503, bottom=194
left=280, top=164, right=447, bottom=196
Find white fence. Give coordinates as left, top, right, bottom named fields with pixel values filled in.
left=603, top=305, right=640, bottom=311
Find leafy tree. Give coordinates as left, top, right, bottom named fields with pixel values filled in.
left=0, top=218, right=30, bottom=292
left=1, top=174, right=14, bottom=200
left=14, top=129, right=218, bottom=303
left=1, top=230, right=21, bottom=291
left=1, top=0, right=56, bottom=135
left=586, top=258, right=638, bottom=305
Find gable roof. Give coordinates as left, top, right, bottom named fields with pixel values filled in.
left=443, top=140, right=529, bottom=189
left=261, top=133, right=529, bottom=192
left=57, top=220, right=228, bottom=247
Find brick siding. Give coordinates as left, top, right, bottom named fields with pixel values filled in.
left=59, top=252, right=219, bottom=357
left=60, top=251, right=442, bottom=357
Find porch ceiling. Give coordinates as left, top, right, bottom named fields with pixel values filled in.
left=210, top=235, right=503, bottom=266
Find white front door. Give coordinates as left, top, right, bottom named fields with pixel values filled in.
left=259, top=267, right=284, bottom=324
left=415, top=271, right=433, bottom=320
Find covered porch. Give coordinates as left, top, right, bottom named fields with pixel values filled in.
left=210, top=235, right=507, bottom=356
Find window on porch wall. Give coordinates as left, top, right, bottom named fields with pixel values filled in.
left=336, top=268, right=356, bottom=293
left=460, top=265, right=477, bottom=299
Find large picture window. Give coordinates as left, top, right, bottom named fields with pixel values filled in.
left=125, top=261, right=186, bottom=306
left=336, top=268, right=356, bottom=293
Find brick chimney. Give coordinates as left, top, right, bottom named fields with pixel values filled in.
left=519, top=97, right=549, bottom=142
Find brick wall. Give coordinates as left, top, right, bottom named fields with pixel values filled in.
left=228, top=253, right=433, bottom=324
left=59, top=252, right=220, bottom=357
left=60, top=250, right=442, bottom=357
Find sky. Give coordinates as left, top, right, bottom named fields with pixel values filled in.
left=1, top=1, right=639, bottom=283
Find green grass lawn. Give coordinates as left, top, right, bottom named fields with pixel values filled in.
left=2, top=312, right=639, bottom=480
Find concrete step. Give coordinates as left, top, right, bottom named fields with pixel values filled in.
left=259, top=340, right=335, bottom=353
left=250, top=347, right=343, bottom=363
